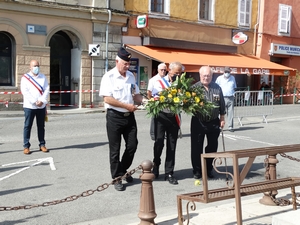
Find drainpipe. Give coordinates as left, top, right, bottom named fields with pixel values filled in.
left=253, top=0, right=260, bottom=56
left=90, top=0, right=95, bottom=108
left=105, top=0, right=111, bottom=73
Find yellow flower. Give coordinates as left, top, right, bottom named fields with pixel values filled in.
left=185, top=91, right=191, bottom=98
left=195, top=97, right=200, bottom=103
left=171, top=89, right=177, bottom=95
left=149, top=98, right=155, bottom=101
left=159, top=96, right=165, bottom=102
left=168, top=94, right=173, bottom=98
left=173, top=97, right=180, bottom=103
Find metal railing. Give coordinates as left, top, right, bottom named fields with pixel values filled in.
left=234, top=90, right=273, bottom=126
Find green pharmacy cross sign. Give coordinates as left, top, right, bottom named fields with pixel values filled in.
left=137, top=15, right=148, bottom=28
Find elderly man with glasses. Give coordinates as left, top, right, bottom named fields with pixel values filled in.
left=151, top=61, right=183, bottom=185
left=147, top=63, right=167, bottom=140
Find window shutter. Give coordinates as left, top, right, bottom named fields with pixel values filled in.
left=279, top=5, right=289, bottom=33
left=245, top=0, right=250, bottom=25
left=239, top=0, right=246, bottom=25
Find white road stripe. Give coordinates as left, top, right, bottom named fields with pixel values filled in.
left=0, top=157, right=56, bottom=182
left=223, top=134, right=276, bottom=146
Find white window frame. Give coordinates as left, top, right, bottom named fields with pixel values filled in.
left=198, top=0, right=215, bottom=23
left=149, top=0, right=170, bottom=18
left=278, top=4, right=292, bottom=36
left=238, top=0, right=251, bottom=27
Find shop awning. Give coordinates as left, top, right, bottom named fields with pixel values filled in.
left=125, top=45, right=296, bottom=76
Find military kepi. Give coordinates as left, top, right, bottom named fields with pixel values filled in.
left=118, top=47, right=131, bottom=62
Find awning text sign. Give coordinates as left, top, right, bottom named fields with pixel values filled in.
left=270, top=43, right=300, bottom=56
left=211, top=67, right=289, bottom=76
left=212, top=67, right=270, bottom=75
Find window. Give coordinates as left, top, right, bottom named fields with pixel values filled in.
left=0, top=32, right=13, bottom=86
left=278, top=4, right=292, bottom=36
left=151, top=0, right=164, bottom=13
left=198, top=0, right=214, bottom=21
left=238, top=0, right=251, bottom=27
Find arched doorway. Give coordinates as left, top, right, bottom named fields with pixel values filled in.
left=49, top=31, right=72, bottom=108
left=0, top=32, right=14, bottom=86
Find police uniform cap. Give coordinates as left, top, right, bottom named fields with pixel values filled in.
left=118, top=47, right=132, bottom=62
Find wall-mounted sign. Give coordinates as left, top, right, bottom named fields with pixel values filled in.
left=26, top=24, right=47, bottom=35
left=89, top=44, right=100, bottom=56
left=232, top=32, right=248, bottom=45
left=136, top=15, right=148, bottom=28
left=269, top=43, right=300, bottom=56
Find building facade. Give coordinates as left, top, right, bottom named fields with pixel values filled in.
left=1, top=0, right=298, bottom=110
left=255, top=0, right=300, bottom=102
left=123, top=0, right=297, bottom=99
left=0, top=0, right=128, bottom=110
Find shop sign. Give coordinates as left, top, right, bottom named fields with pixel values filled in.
left=232, top=32, right=248, bottom=45
left=136, top=15, right=148, bottom=28
left=270, top=43, right=300, bottom=56
left=212, top=67, right=271, bottom=75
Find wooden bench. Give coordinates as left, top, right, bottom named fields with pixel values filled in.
left=177, top=144, right=300, bottom=225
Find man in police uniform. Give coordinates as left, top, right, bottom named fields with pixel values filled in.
left=99, top=47, right=143, bottom=191
left=191, top=66, right=226, bottom=179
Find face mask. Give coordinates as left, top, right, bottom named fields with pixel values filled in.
left=171, top=75, right=178, bottom=82
left=32, top=66, right=40, bottom=75
left=224, top=72, right=230, bottom=78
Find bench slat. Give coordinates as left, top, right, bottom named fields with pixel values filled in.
left=178, top=177, right=300, bottom=203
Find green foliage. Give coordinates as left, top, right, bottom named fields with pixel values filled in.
left=145, top=73, right=216, bottom=117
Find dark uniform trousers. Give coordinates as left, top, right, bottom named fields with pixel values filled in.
left=106, top=109, right=138, bottom=179
left=190, top=116, right=220, bottom=175
left=153, top=112, right=179, bottom=175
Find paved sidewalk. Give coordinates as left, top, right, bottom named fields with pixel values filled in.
left=72, top=187, right=298, bottom=225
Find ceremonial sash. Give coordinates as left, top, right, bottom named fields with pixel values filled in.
left=158, top=78, right=181, bottom=127
left=23, top=73, right=44, bottom=95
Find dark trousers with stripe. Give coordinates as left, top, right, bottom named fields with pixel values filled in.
left=190, top=116, right=220, bottom=175
left=153, top=112, right=179, bottom=175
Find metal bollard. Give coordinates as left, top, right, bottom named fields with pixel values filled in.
left=138, top=160, right=157, bottom=225
left=259, top=154, right=279, bottom=206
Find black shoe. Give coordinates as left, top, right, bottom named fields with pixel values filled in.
left=152, top=165, right=159, bottom=178
left=114, top=180, right=125, bottom=191
left=193, top=173, right=202, bottom=179
left=207, top=171, right=215, bottom=179
left=125, top=175, right=133, bottom=183
left=165, top=174, right=178, bottom=185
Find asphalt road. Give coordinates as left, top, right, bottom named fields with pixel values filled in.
left=1, top=104, right=300, bottom=225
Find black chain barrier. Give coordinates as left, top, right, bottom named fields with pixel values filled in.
left=263, top=152, right=300, bottom=206
left=0, top=165, right=142, bottom=211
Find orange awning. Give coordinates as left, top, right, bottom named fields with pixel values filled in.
left=126, top=45, right=296, bottom=76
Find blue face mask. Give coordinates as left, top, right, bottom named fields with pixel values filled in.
left=32, top=66, right=40, bottom=75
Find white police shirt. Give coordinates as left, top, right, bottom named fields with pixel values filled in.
left=99, top=67, right=139, bottom=112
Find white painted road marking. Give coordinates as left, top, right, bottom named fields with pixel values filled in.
left=0, top=157, right=56, bottom=181
left=224, top=134, right=276, bottom=146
